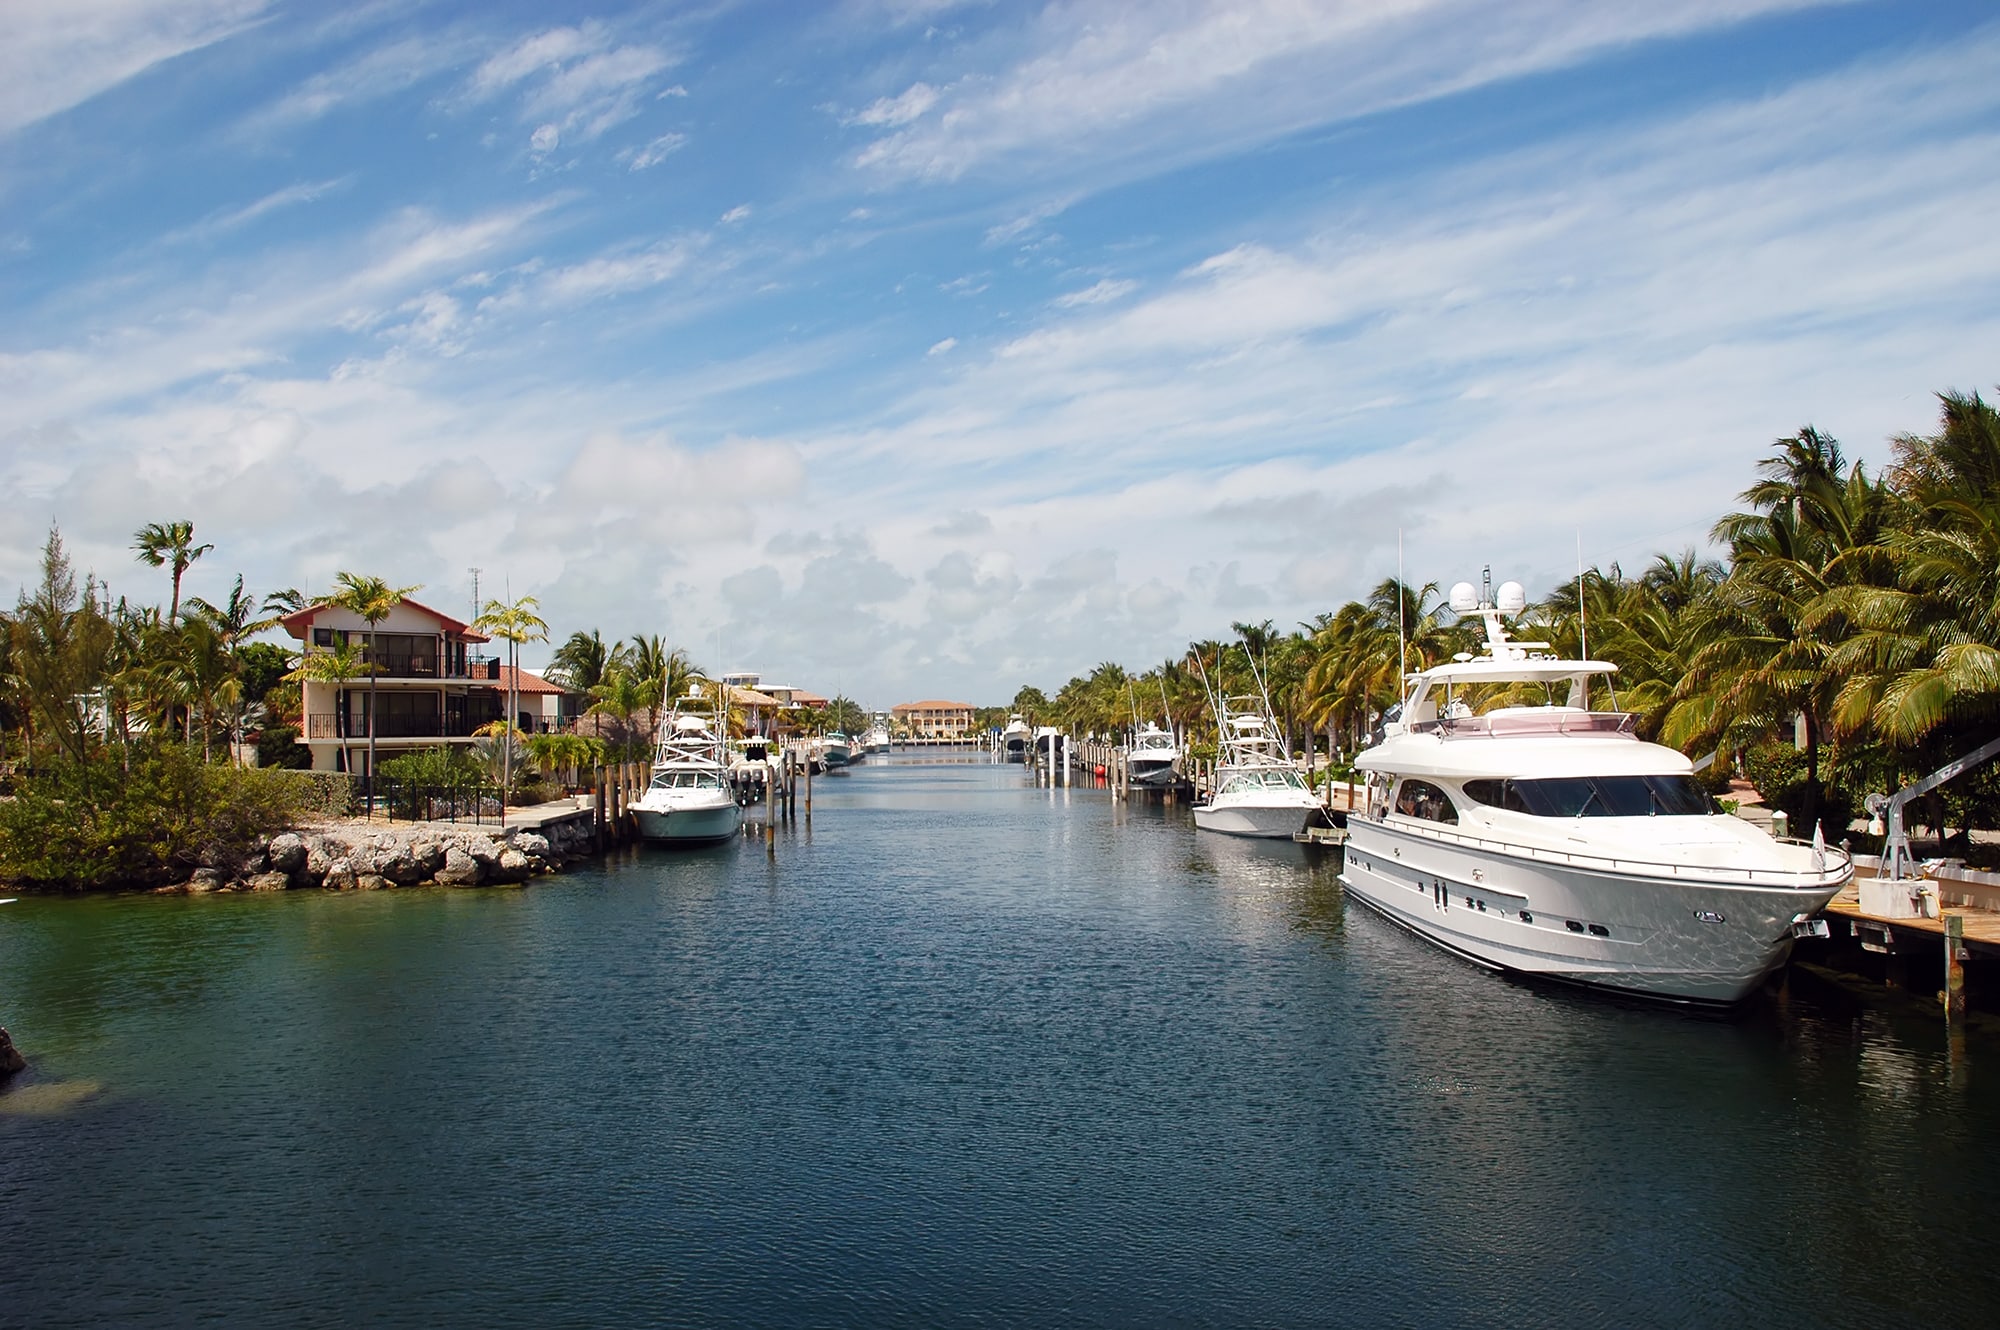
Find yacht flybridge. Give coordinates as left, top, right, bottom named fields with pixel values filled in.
left=632, top=689, right=744, bottom=846
left=1126, top=722, right=1183, bottom=788
left=1340, top=573, right=1850, bottom=1003
left=1192, top=696, right=1322, bottom=839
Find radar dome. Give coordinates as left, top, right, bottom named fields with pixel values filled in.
left=1448, top=581, right=1478, bottom=613
left=1496, top=580, right=1526, bottom=613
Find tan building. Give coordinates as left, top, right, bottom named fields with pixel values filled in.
left=279, top=598, right=507, bottom=775
left=891, top=699, right=977, bottom=740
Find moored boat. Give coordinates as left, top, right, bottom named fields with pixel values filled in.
left=632, top=692, right=744, bottom=845
left=1191, top=702, right=1320, bottom=838
left=1001, top=714, right=1030, bottom=762
left=1125, top=722, right=1184, bottom=788
left=1340, top=574, right=1850, bottom=1003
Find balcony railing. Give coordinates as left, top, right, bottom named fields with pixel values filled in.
left=307, top=713, right=491, bottom=740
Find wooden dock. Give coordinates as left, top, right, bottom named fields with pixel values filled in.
left=1821, top=880, right=2000, bottom=953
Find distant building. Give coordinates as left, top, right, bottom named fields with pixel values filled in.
left=279, top=599, right=574, bottom=775
left=892, top=700, right=976, bottom=740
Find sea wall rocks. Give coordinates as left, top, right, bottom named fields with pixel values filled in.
left=158, top=814, right=598, bottom=895
left=1, top=1026, right=24, bottom=1078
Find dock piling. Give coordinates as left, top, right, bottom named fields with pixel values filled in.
left=1945, top=913, right=1967, bottom=1018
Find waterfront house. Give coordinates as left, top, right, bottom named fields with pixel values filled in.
left=891, top=700, right=977, bottom=741
left=279, top=599, right=504, bottom=775
left=498, top=665, right=582, bottom=734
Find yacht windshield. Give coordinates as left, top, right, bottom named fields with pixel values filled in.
left=1461, top=775, right=1712, bottom=817
left=650, top=770, right=723, bottom=791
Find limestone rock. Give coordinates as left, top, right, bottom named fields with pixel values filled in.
left=245, top=872, right=291, bottom=893
left=268, top=833, right=307, bottom=873
left=411, top=839, right=446, bottom=874
left=492, top=848, right=531, bottom=882
left=436, top=846, right=484, bottom=886
left=379, top=851, right=425, bottom=885
left=466, top=839, right=500, bottom=869
left=514, top=832, right=552, bottom=859
left=322, top=859, right=357, bottom=892
left=355, top=873, right=391, bottom=892
left=306, top=839, right=336, bottom=879
left=0, top=1027, right=24, bottom=1078
left=186, top=868, right=223, bottom=894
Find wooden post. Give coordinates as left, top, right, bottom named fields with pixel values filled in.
left=766, top=758, right=777, bottom=853
left=1945, top=913, right=1967, bottom=1018
left=592, top=768, right=608, bottom=852
left=804, top=749, right=813, bottom=820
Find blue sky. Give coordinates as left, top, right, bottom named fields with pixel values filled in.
left=3, top=0, right=1997, bottom=704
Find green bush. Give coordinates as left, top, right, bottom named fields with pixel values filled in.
left=0, top=745, right=316, bottom=891
left=255, top=724, right=313, bottom=769
left=1740, top=740, right=1857, bottom=840
left=378, top=746, right=484, bottom=788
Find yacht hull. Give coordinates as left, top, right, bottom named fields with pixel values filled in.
left=1339, top=820, right=1844, bottom=1003
left=1127, top=759, right=1181, bottom=787
left=634, top=800, right=743, bottom=845
left=1193, top=799, right=1314, bottom=838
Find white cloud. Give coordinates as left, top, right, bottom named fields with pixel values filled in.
left=847, top=81, right=941, bottom=127
left=854, top=0, right=1846, bottom=182
left=0, top=0, right=270, bottom=135
left=624, top=132, right=687, bottom=169
left=466, top=20, right=676, bottom=143
left=927, top=337, right=958, bottom=356
left=719, top=204, right=751, bottom=224
left=1052, top=278, right=1135, bottom=308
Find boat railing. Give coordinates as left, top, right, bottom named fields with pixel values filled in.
left=1420, top=710, right=1638, bottom=739
left=1367, top=817, right=1853, bottom=888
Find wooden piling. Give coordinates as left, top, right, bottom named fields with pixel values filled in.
left=1945, top=913, right=1967, bottom=1018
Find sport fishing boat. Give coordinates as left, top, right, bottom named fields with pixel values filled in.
left=632, top=692, right=744, bottom=845
left=819, top=732, right=853, bottom=770
left=1191, top=699, right=1321, bottom=838
left=1125, top=722, right=1184, bottom=787
left=864, top=720, right=891, bottom=753
left=1340, top=574, right=1851, bottom=1004
left=1001, top=714, right=1031, bottom=762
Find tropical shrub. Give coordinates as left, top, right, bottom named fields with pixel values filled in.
left=255, top=724, right=313, bottom=769
left=0, top=744, right=315, bottom=890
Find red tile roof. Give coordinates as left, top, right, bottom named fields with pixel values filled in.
left=497, top=665, right=570, bottom=695
left=278, top=596, right=490, bottom=643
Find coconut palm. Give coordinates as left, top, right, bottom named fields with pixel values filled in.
left=132, top=521, right=213, bottom=621
left=1819, top=390, right=2000, bottom=749
left=586, top=668, right=651, bottom=762
left=473, top=594, right=551, bottom=800
left=330, top=573, right=421, bottom=792
left=285, top=638, right=372, bottom=777
left=547, top=629, right=618, bottom=692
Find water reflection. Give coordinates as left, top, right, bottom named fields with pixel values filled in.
left=4, top=760, right=2000, bottom=1327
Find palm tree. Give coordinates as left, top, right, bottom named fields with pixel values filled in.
left=472, top=593, right=550, bottom=799
left=330, top=573, right=421, bottom=794
left=547, top=629, right=617, bottom=692
left=586, top=668, right=650, bottom=762
left=1821, top=390, right=2000, bottom=748
left=285, top=638, right=372, bottom=778
left=132, top=521, right=213, bottom=621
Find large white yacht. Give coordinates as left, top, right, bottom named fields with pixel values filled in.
left=1340, top=575, right=1850, bottom=1003
left=1001, top=714, right=1031, bottom=762
left=1192, top=699, right=1322, bottom=838
left=1125, top=722, right=1184, bottom=788
left=632, top=692, right=744, bottom=846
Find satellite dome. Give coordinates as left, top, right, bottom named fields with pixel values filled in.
left=1496, top=580, right=1527, bottom=613
left=1448, top=581, right=1478, bottom=613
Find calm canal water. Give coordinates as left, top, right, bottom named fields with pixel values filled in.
left=4, top=758, right=1997, bottom=1328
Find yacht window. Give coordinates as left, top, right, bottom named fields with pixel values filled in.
left=1461, top=779, right=1505, bottom=807
left=1393, top=779, right=1458, bottom=825
left=1504, top=775, right=1712, bottom=817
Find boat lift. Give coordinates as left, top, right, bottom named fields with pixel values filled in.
left=1860, top=733, right=2000, bottom=918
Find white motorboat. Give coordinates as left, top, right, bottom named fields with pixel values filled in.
left=632, top=695, right=744, bottom=846
left=819, top=732, right=853, bottom=769
left=864, top=721, right=891, bottom=753
left=1001, top=714, right=1030, bottom=762
left=1125, top=722, right=1184, bottom=787
left=1192, top=701, right=1321, bottom=838
left=1340, top=575, right=1851, bottom=1004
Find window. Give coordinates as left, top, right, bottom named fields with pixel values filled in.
left=1462, top=775, right=1712, bottom=817
left=1394, top=779, right=1458, bottom=825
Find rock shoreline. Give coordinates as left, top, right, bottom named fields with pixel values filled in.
left=156, top=816, right=599, bottom=895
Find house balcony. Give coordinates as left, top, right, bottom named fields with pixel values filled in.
left=307, top=713, right=576, bottom=740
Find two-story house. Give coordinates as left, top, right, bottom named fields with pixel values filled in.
left=279, top=598, right=508, bottom=775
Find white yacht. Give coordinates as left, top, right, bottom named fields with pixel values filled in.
left=1001, top=714, right=1031, bottom=762
left=1192, top=700, right=1322, bottom=838
left=632, top=694, right=744, bottom=846
left=1340, top=576, right=1850, bottom=1004
left=819, top=732, right=853, bottom=770
left=864, top=720, right=891, bottom=753
left=1125, top=722, right=1184, bottom=788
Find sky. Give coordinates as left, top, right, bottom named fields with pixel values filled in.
left=3, top=0, right=1997, bottom=706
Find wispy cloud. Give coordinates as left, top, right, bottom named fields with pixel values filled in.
left=623, top=132, right=687, bottom=169
left=853, top=0, right=1845, bottom=183
left=159, top=177, right=352, bottom=246
left=467, top=20, right=678, bottom=145
left=1052, top=278, right=1135, bottom=308
left=0, top=0, right=271, bottom=135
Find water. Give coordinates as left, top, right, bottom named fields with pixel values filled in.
left=3, top=759, right=1996, bottom=1328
